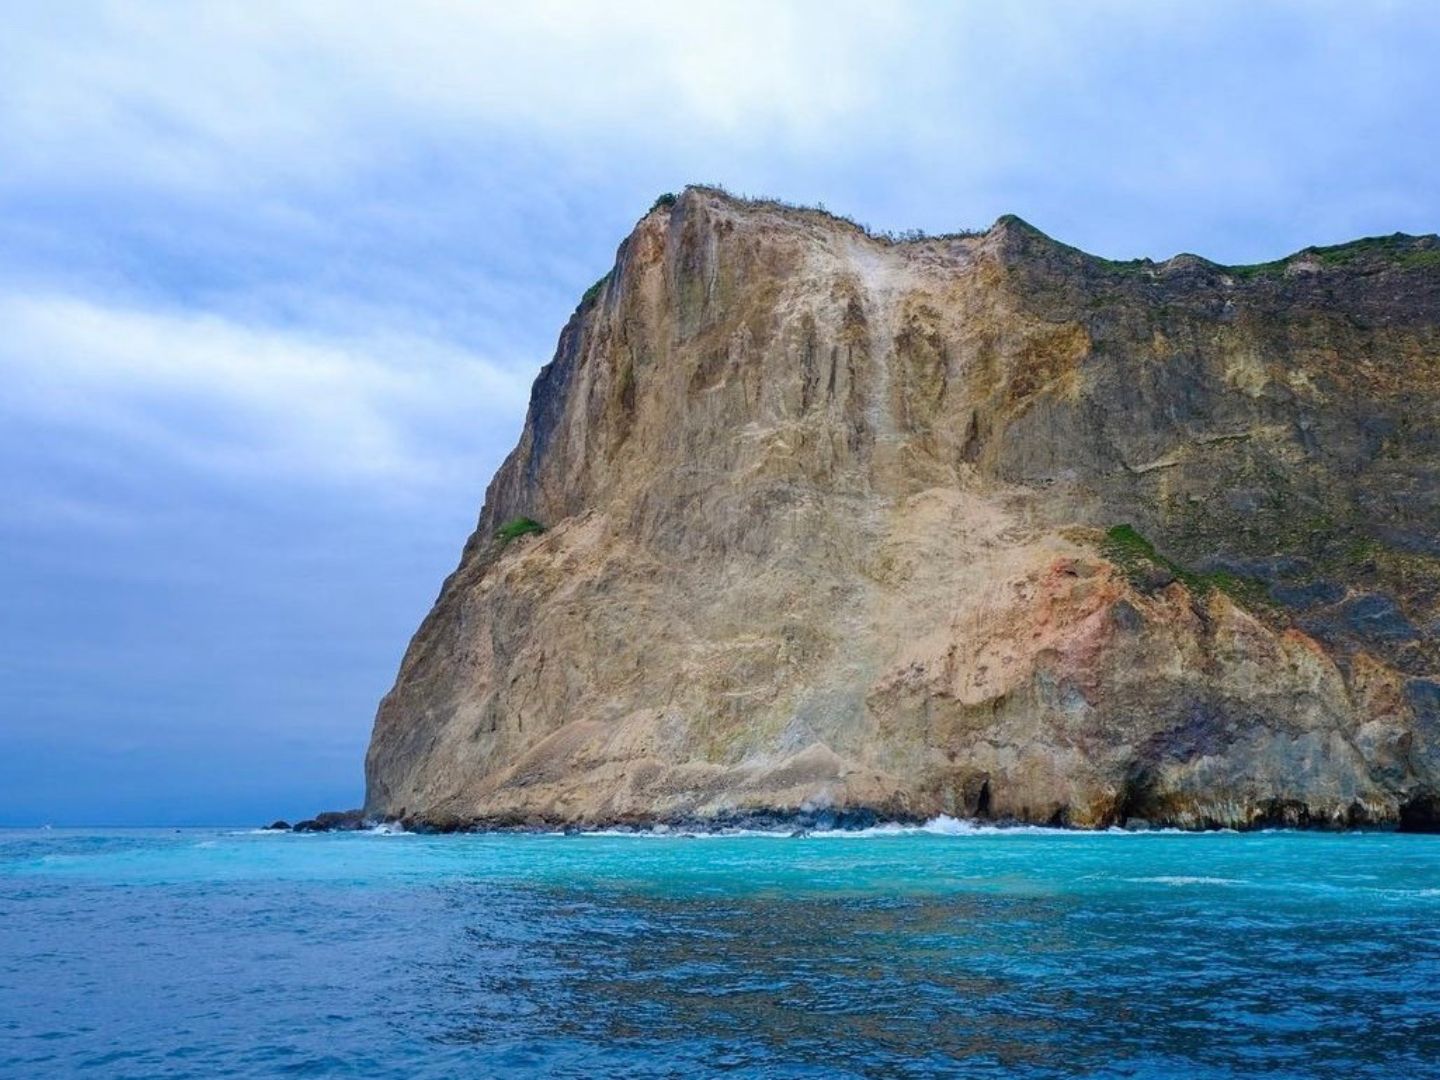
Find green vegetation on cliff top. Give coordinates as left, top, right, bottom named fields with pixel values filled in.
left=687, top=184, right=984, bottom=244
left=580, top=272, right=609, bottom=308
left=1225, top=233, right=1440, bottom=279
left=1088, top=231, right=1439, bottom=280
left=636, top=187, right=1437, bottom=281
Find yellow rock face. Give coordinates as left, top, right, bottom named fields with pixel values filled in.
left=365, top=188, right=1440, bottom=830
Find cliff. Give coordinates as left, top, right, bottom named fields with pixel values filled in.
left=365, top=186, right=1440, bottom=831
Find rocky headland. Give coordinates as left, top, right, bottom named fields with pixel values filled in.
left=355, top=186, right=1440, bottom=832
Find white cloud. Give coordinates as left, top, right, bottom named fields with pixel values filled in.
left=0, top=292, right=530, bottom=491
left=2, top=1, right=1434, bottom=254
left=0, top=0, right=914, bottom=194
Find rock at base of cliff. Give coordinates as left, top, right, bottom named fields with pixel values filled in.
left=291, top=809, right=369, bottom=833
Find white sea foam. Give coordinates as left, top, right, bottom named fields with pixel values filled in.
left=364, top=822, right=412, bottom=836
left=811, top=815, right=1073, bottom=838
left=1126, top=875, right=1243, bottom=886
left=575, top=814, right=1207, bottom=839
left=237, top=822, right=412, bottom=836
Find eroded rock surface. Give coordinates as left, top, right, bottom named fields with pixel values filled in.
left=365, top=187, right=1440, bottom=830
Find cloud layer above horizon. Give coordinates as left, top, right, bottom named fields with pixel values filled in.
left=2, top=1, right=1437, bottom=824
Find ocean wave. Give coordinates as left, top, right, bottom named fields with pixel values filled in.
left=236, top=822, right=412, bottom=837
left=364, top=823, right=412, bottom=836
left=813, top=815, right=1074, bottom=838
left=574, top=815, right=1207, bottom=839
left=1125, top=875, right=1243, bottom=886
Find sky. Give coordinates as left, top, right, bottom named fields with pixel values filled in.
left=2, top=1, right=1438, bottom=825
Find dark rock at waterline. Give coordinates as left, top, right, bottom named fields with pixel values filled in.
left=378, top=805, right=915, bottom=835
left=663, top=806, right=902, bottom=834
left=1399, top=791, right=1440, bottom=833
left=291, top=809, right=368, bottom=833
left=398, top=815, right=472, bottom=834
left=265, top=820, right=292, bottom=831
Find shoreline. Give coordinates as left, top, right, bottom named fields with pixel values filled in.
left=270, top=805, right=1440, bottom=836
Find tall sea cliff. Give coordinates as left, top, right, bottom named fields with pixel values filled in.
left=365, top=187, right=1440, bottom=830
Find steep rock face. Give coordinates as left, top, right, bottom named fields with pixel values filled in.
left=366, top=187, right=1440, bottom=829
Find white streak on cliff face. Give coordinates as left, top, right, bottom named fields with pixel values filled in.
left=846, top=235, right=924, bottom=468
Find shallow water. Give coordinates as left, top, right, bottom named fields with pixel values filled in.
left=2, top=826, right=1438, bottom=1078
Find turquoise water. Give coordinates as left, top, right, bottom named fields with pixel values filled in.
left=3, top=825, right=1439, bottom=1078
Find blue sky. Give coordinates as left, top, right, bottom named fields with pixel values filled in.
left=2, top=1, right=1437, bottom=825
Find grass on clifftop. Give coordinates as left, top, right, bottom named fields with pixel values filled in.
left=580, top=272, right=609, bottom=308
left=1307, top=233, right=1440, bottom=270
left=1102, top=525, right=1274, bottom=613
left=686, top=183, right=984, bottom=244
left=1225, top=233, right=1440, bottom=280
left=1083, top=230, right=1440, bottom=281
left=496, top=517, right=545, bottom=544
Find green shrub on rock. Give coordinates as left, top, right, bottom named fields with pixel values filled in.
left=496, top=517, right=545, bottom=544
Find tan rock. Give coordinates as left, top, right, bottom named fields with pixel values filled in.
left=366, top=188, right=1440, bottom=830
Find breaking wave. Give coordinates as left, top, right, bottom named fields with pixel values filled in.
left=577, top=814, right=1202, bottom=839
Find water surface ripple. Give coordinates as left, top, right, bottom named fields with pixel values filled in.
left=2, top=827, right=1438, bottom=1077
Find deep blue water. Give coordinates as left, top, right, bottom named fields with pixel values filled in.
left=2, top=824, right=1439, bottom=1078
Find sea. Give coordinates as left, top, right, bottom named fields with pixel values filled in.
left=2, top=822, right=1438, bottom=1078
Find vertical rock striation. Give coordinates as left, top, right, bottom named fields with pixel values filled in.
left=366, top=187, right=1440, bottom=830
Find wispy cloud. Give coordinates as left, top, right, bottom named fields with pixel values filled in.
left=0, top=1, right=907, bottom=194
left=3, top=2, right=1434, bottom=266
left=1, top=293, right=529, bottom=491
